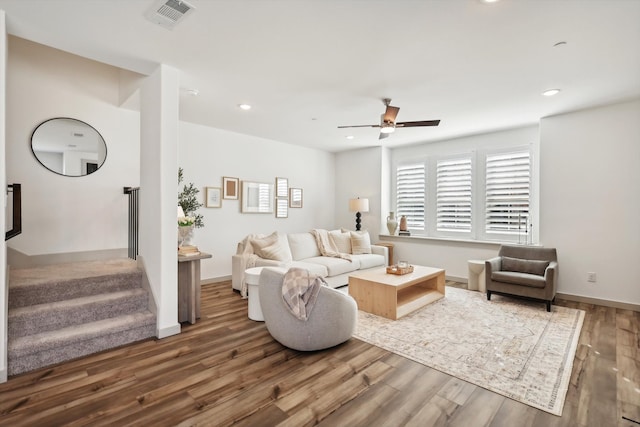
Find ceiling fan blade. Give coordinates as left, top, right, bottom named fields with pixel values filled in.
left=379, top=132, right=390, bottom=140
left=337, top=124, right=381, bottom=129
left=383, top=106, right=400, bottom=123
left=396, top=120, right=440, bottom=128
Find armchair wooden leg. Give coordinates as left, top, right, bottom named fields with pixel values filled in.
left=546, top=301, right=551, bottom=312
left=487, top=291, right=491, bottom=301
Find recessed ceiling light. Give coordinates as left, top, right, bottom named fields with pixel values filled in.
left=346, top=135, right=354, bottom=140
left=238, top=104, right=251, bottom=110
left=542, top=89, right=561, bottom=97
left=481, top=0, right=500, bottom=3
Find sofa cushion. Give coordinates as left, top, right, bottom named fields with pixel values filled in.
left=501, top=256, right=549, bottom=276
left=302, top=256, right=360, bottom=276
left=287, top=232, right=321, bottom=260
left=350, top=231, right=372, bottom=255
left=251, top=232, right=292, bottom=261
left=329, top=230, right=352, bottom=254
left=287, top=261, right=328, bottom=278
left=351, top=253, right=385, bottom=269
left=492, top=271, right=547, bottom=288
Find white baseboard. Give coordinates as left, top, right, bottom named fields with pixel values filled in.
left=157, top=323, right=181, bottom=339
left=0, top=367, right=6, bottom=383
left=556, top=292, right=640, bottom=312
left=446, top=275, right=467, bottom=283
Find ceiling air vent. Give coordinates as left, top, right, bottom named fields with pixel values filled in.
left=145, top=0, right=196, bottom=30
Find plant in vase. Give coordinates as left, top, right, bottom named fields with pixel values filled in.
left=178, top=167, right=204, bottom=228
left=178, top=167, right=203, bottom=250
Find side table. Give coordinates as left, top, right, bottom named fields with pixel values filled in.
left=178, top=252, right=212, bottom=324
left=376, top=242, right=395, bottom=266
left=467, top=259, right=486, bottom=293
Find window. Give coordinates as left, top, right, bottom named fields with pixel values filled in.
left=436, top=157, right=472, bottom=233
left=396, top=163, right=425, bottom=230
left=485, top=150, right=531, bottom=236
left=393, top=147, right=533, bottom=243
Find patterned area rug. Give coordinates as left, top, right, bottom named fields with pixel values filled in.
left=353, top=286, right=584, bottom=416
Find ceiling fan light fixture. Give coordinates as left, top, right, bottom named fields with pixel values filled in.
left=380, top=123, right=395, bottom=134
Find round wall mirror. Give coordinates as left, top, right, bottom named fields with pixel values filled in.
left=31, top=118, right=107, bottom=177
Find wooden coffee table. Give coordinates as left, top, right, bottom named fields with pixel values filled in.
left=348, top=265, right=445, bottom=320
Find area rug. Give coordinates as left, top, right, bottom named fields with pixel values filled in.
left=353, top=287, right=585, bottom=416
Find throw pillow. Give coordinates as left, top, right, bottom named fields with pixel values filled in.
left=251, top=232, right=292, bottom=261
left=329, top=230, right=352, bottom=254
left=350, top=231, right=372, bottom=255
left=501, top=256, right=550, bottom=276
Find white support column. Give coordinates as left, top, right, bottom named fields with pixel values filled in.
left=139, top=64, right=181, bottom=338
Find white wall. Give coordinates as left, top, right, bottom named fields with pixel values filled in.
left=5, top=37, right=139, bottom=257
left=540, top=99, right=640, bottom=305
left=178, top=121, right=336, bottom=281
left=334, top=147, right=383, bottom=237
left=1, top=10, right=9, bottom=383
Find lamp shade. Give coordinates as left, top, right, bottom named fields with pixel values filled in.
left=349, top=198, right=369, bottom=213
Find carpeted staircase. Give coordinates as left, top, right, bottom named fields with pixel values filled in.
left=7, top=259, right=156, bottom=376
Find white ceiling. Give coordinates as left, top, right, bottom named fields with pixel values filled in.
left=1, top=0, right=639, bottom=152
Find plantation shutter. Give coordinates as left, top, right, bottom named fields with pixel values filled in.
left=436, top=157, right=472, bottom=232
left=485, top=151, right=531, bottom=234
left=396, top=163, right=425, bottom=229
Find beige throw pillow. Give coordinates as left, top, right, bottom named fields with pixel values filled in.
left=251, top=232, right=292, bottom=261
left=329, top=230, right=352, bottom=254
left=350, top=231, right=372, bottom=255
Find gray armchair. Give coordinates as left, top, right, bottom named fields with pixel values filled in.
left=485, top=245, right=558, bottom=312
left=258, top=267, right=357, bottom=351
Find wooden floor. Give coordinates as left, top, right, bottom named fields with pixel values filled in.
left=0, top=280, right=637, bottom=426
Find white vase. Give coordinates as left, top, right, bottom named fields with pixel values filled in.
left=387, top=212, right=398, bottom=235
left=178, top=225, right=194, bottom=247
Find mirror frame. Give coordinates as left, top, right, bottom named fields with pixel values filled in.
left=30, top=117, right=107, bottom=177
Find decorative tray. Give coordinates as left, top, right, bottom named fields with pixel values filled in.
left=386, top=265, right=414, bottom=275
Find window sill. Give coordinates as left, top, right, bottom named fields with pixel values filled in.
left=377, top=234, right=536, bottom=247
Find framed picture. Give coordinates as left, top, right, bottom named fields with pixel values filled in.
left=276, top=177, right=288, bottom=198
left=205, top=187, right=222, bottom=208
left=241, top=181, right=274, bottom=213
left=289, top=188, right=303, bottom=208
left=223, top=176, right=239, bottom=200
left=276, top=198, right=288, bottom=218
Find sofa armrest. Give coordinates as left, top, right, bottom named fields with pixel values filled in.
left=544, top=261, right=559, bottom=295
left=371, top=245, right=389, bottom=266
left=485, top=256, right=501, bottom=276
left=231, top=254, right=287, bottom=291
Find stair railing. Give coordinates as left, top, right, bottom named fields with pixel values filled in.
left=5, top=183, right=22, bottom=241
left=123, top=187, right=140, bottom=260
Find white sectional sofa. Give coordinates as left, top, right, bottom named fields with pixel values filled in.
left=231, top=230, right=388, bottom=290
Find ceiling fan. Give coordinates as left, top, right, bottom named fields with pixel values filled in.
left=338, top=98, right=440, bottom=140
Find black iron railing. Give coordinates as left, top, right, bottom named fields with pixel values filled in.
left=5, top=184, right=22, bottom=241
left=124, top=186, right=140, bottom=260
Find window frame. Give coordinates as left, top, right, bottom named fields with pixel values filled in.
left=392, top=145, right=535, bottom=244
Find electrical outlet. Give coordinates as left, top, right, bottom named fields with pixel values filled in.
left=587, top=272, right=597, bottom=283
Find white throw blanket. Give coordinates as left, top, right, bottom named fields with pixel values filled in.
left=238, top=233, right=265, bottom=298
left=282, top=268, right=326, bottom=321
left=311, top=229, right=352, bottom=262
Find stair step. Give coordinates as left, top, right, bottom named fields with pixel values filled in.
left=8, top=311, right=156, bottom=376
left=8, top=288, right=150, bottom=339
left=9, top=259, right=142, bottom=308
